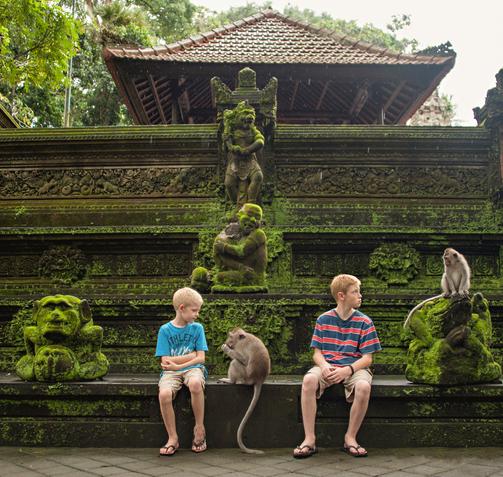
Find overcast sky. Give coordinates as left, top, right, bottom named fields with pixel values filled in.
left=192, top=0, right=501, bottom=125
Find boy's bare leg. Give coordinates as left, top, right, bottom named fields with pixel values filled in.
left=188, top=378, right=206, bottom=451
left=159, top=388, right=179, bottom=454
left=293, top=373, right=318, bottom=456
left=344, top=380, right=371, bottom=455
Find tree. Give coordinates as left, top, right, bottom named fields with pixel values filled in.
left=0, top=0, right=80, bottom=124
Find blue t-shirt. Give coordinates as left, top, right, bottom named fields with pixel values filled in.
left=155, top=321, right=208, bottom=375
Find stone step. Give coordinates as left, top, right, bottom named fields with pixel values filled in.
left=1, top=374, right=502, bottom=448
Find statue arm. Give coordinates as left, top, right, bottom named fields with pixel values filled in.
left=242, top=137, right=264, bottom=154
left=224, top=230, right=265, bottom=257
left=23, top=327, right=37, bottom=356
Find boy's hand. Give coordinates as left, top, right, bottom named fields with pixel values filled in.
left=161, top=359, right=180, bottom=371
left=322, top=365, right=351, bottom=384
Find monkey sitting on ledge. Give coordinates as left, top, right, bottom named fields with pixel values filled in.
left=219, top=327, right=270, bottom=454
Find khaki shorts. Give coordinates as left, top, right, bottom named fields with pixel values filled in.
left=158, top=367, right=206, bottom=397
left=307, top=365, right=373, bottom=402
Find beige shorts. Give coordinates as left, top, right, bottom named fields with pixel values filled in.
left=307, top=365, right=373, bottom=402
left=158, top=367, right=206, bottom=397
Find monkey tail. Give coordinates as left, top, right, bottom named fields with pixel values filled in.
left=237, top=382, right=264, bottom=454
left=403, top=294, right=443, bottom=329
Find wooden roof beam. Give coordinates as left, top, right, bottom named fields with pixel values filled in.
left=383, top=81, right=406, bottom=114
left=316, top=81, right=331, bottom=110
left=348, top=80, right=370, bottom=119
left=148, top=74, right=168, bottom=124
left=290, top=80, right=300, bottom=111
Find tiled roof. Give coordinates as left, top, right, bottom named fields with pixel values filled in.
left=105, top=10, right=453, bottom=66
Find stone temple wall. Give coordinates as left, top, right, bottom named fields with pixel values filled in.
left=0, top=123, right=502, bottom=376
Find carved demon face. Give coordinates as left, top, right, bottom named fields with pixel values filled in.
left=35, top=295, right=82, bottom=341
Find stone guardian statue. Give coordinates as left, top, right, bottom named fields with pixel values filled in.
left=223, top=101, right=264, bottom=207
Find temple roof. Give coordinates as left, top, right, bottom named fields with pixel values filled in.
left=0, top=103, right=20, bottom=128
left=103, top=9, right=455, bottom=125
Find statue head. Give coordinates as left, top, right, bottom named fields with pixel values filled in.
left=34, top=295, right=91, bottom=342
left=237, top=203, right=263, bottom=235
left=223, top=101, right=257, bottom=134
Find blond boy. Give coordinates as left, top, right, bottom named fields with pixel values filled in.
left=293, top=274, right=381, bottom=458
left=156, top=287, right=208, bottom=456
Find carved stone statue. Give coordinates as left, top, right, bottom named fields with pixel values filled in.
left=404, top=293, right=501, bottom=385
left=15, top=295, right=109, bottom=382
left=223, top=101, right=264, bottom=207
left=212, top=203, right=267, bottom=293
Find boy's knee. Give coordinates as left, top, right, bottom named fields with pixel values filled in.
left=354, top=380, right=371, bottom=399
left=302, top=373, right=318, bottom=392
left=159, top=388, right=174, bottom=403
left=187, top=378, right=204, bottom=395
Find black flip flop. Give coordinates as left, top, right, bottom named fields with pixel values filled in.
left=159, top=444, right=178, bottom=456
left=293, top=444, right=317, bottom=459
left=342, top=444, right=368, bottom=457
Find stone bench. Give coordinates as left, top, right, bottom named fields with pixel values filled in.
left=1, top=373, right=502, bottom=448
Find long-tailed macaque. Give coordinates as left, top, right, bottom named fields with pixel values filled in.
left=220, top=328, right=270, bottom=454
left=404, top=248, right=471, bottom=328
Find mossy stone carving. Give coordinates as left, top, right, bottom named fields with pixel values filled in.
left=404, top=292, right=501, bottom=385
left=211, top=203, right=267, bottom=293
left=223, top=101, right=264, bottom=207
left=15, top=295, right=109, bottom=382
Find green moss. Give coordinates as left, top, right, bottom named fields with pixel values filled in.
left=405, top=293, right=502, bottom=385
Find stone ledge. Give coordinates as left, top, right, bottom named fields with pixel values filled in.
left=1, top=374, right=502, bottom=448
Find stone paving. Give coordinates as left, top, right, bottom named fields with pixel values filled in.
left=1, top=447, right=503, bottom=477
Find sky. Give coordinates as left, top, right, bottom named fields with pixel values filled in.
left=192, top=0, right=502, bottom=125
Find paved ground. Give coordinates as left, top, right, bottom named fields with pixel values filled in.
left=1, top=447, right=503, bottom=477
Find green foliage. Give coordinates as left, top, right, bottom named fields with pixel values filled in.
left=70, top=31, right=132, bottom=126
left=130, top=0, right=197, bottom=43
left=96, top=1, right=153, bottom=46
left=0, top=0, right=80, bottom=90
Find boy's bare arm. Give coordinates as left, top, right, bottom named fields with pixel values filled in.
left=161, top=351, right=197, bottom=366
left=161, top=351, right=205, bottom=371
left=312, top=348, right=337, bottom=381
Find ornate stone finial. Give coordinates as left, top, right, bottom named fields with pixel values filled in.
left=238, top=67, right=257, bottom=90
left=15, top=295, right=109, bottom=382
left=211, top=67, right=277, bottom=138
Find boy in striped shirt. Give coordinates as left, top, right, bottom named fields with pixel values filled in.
left=293, top=274, right=381, bottom=459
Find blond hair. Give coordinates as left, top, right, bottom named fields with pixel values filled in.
left=330, top=274, right=361, bottom=300
left=172, top=287, right=203, bottom=311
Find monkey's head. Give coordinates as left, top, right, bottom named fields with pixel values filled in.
left=443, top=248, right=460, bottom=267
left=224, top=327, right=247, bottom=349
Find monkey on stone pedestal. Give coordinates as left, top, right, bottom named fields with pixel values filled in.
left=220, top=328, right=270, bottom=454
left=404, top=247, right=471, bottom=328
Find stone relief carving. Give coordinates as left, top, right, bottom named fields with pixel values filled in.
left=369, top=243, right=421, bottom=285
left=276, top=167, right=486, bottom=196
left=0, top=167, right=217, bottom=198
left=38, top=246, right=87, bottom=285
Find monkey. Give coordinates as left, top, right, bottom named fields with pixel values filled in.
left=219, top=327, right=271, bottom=454
left=404, top=248, right=471, bottom=329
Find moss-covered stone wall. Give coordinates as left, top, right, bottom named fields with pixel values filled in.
left=0, top=123, right=501, bottom=375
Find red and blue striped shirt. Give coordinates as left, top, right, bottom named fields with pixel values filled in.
left=311, top=309, right=381, bottom=366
